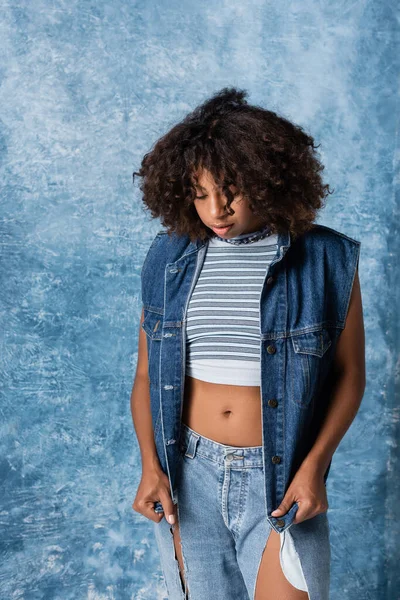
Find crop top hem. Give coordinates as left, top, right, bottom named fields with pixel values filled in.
left=186, top=359, right=261, bottom=386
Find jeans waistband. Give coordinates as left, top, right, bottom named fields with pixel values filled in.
left=179, top=422, right=264, bottom=467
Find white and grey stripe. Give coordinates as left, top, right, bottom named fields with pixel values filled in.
left=185, top=233, right=279, bottom=385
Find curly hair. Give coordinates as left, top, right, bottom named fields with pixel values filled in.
left=133, top=86, right=333, bottom=243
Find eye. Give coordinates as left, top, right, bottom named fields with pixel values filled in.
left=195, top=195, right=207, bottom=200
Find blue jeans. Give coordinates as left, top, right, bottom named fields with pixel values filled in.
left=153, top=423, right=330, bottom=600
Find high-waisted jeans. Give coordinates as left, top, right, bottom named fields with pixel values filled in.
left=153, top=422, right=331, bottom=600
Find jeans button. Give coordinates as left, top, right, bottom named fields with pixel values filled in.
left=226, top=453, right=234, bottom=461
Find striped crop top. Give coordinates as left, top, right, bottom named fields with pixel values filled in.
left=185, top=231, right=279, bottom=386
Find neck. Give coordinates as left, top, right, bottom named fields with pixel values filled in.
left=214, top=224, right=272, bottom=245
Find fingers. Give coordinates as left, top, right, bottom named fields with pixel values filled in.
left=132, top=496, right=163, bottom=523
left=132, top=487, right=176, bottom=525
left=271, top=496, right=328, bottom=524
left=292, top=501, right=328, bottom=524
left=271, top=499, right=291, bottom=517
left=158, top=488, right=176, bottom=525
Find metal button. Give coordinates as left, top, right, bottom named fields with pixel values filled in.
left=267, top=345, right=276, bottom=354
left=169, top=268, right=179, bottom=273
left=267, top=276, right=274, bottom=285
left=268, top=399, right=278, bottom=408
left=272, top=455, right=281, bottom=464
left=226, top=453, right=234, bottom=461
left=276, top=519, right=285, bottom=527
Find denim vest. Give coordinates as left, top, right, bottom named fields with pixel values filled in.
left=140, top=224, right=361, bottom=535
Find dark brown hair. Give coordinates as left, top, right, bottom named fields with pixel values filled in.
left=133, top=87, right=333, bottom=243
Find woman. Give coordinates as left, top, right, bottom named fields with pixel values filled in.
left=131, top=87, right=365, bottom=600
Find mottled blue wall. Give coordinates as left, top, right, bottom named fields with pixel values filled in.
left=0, top=1, right=398, bottom=599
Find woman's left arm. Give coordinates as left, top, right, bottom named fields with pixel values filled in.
left=271, top=268, right=366, bottom=521
left=301, top=267, right=366, bottom=475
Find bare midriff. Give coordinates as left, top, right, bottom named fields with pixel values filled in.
left=182, top=375, right=263, bottom=447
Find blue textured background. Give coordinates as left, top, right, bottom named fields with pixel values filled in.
left=1, top=2, right=398, bottom=599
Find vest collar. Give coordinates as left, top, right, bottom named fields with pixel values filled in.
left=184, top=228, right=292, bottom=259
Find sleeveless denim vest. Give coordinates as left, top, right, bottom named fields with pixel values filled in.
left=140, top=224, right=361, bottom=537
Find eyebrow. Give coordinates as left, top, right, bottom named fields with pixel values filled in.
left=194, top=183, right=222, bottom=192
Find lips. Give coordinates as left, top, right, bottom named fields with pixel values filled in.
left=210, top=223, right=234, bottom=236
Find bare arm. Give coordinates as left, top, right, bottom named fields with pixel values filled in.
left=131, top=308, right=175, bottom=524
left=130, top=307, right=161, bottom=471
left=301, top=267, right=366, bottom=475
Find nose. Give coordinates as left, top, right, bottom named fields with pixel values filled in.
left=208, top=193, right=230, bottom=218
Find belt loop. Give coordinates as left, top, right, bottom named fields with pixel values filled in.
left=184, top=431, right=200, bottom=459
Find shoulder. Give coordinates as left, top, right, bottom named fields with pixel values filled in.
left=301, top=223, right=361, bottom=247
left=289, top=224, right=361, bottom=278
left=289, top=225, right=361, bottom=327
left=140, top=228, right=192, bottom=277
left=149, top=228, right=192, bottom=257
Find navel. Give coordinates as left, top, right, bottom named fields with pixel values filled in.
left=222, top=410, right=232, bottom=417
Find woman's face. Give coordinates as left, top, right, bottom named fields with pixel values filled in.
left=192, top=168, right=268, bottom=238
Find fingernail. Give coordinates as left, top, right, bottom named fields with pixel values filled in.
left=168, top=514, right=175, bottom=525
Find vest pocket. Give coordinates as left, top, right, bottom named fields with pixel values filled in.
left=141, top=308, right=164, bottom=340
left=142, top=309, right=163, bottom=391
left=290, top=329, right=332, bottom=407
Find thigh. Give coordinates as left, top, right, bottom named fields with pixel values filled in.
left=234, top=464, right=310, bottom=600
left=254, top=528, right=309, bottom=600
left=169, top=503, right=186, bottom=593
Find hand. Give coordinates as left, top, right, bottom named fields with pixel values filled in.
left=132, top=465, right=176, bottom=525
left=271, top=462, right=329, bottom=524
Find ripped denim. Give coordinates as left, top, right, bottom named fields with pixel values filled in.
left=153, top=422, right=330, bottom=600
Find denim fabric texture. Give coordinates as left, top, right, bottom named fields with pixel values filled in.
left=141, top=224, right=360, bottom=599
left=153, top=422, right=332, bottom=600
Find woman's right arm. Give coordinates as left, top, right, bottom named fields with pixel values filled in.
left=130, top=307, right=160, bottom=471
left=130, top=307, right=175, bottom=524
